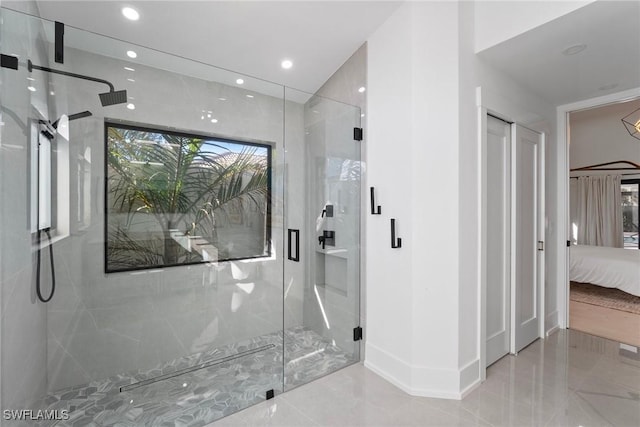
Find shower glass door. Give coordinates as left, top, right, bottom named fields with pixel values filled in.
left=283, top=89, right=362, bottom=389
left=1, top=8, right=285, bottom=425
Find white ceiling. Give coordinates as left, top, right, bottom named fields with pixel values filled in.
left=478, top=0, right=640, bottom=106
left=27, top=0, right=401, bottom=94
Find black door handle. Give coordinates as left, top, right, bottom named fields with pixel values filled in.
left=288, top=229, right=299, bottom=262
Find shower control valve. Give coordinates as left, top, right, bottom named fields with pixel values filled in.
left=318, top=230, right=335, bottom=249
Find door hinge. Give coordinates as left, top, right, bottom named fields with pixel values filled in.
left=353, top=326, right=363, bottom=341
left=353, top=127, right=363, bottom=141
left=567, top=240, right=571, bottom=247
left=1, top=54, right=18, bottom=70
left=537, top=241, right=544, bottom=251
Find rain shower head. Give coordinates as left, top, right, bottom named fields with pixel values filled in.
left=28, top=60, right=128, bottom=108
left=99, top=90, right=128, bottom=107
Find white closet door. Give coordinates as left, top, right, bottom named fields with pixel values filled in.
left=511, top=124, right=544, bottom=353
left=486, top=115, right=511, bottom=366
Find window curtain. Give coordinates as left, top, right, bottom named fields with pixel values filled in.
left=576, top=175, right=624, bottom=247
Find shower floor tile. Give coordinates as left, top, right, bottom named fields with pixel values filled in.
left=17, top=327, right=356, bottom=427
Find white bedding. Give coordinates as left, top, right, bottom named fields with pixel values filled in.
left=570, top=245, right=640, bottom=297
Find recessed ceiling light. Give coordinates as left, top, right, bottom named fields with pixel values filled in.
left=127, top=103, right=135, bottom=110
left=358, top=87, right=366, bottom=93
left=200, top=115, right=204, bottom=120
left=50, top=91, right=55, bottom=96
left=218, top=97, right=227, bottom=101
left=211, top=118, right=218, bottom=123
left=246, top=94, right=254, bottom=98
left=562, top=44, right=587, bottom=56
left=207, top=113, right=211, bottom=118
left=27, top=86, right=36, bottom=92
left=127, top=78, right=135, bottom=82
left=27, top=77, right=35, bottom=81
left=122, top=7, right=140, bottom=21
left=281, top=59, right=293, bottom=69
left=124, top=67, right=135, bottom=71
left=127, top=50, right=137, bottom=59
left=236, top=78, right=244, bottom=85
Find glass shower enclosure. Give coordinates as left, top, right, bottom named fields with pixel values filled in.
left=0, top=8, right=361, bottom=426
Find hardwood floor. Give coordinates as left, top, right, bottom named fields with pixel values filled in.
left=570, top=286, right=640, bottom=347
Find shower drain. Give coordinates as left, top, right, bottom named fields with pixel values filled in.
left=119, top=343, right=276, bottom=392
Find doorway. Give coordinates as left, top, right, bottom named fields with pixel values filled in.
left=556, top=88, right=640, bottom=331
left=561, top=95, right=640, bottom=346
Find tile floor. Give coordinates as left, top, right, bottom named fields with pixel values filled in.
left=208, top=329, right=640, bottom=426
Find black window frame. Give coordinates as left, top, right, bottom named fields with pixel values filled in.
left=104, top=120, right=273, bottom=273
left=621, top=178, right=640, bottom=249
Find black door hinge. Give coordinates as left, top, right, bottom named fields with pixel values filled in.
left=353, top=127, right=363, bottom=141
left=1, top=54, right=18, bottom=70
left=567, top=240, right=571, bottom=247
left=353, top=326, right=363, bottom=341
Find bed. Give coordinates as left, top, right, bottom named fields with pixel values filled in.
left=570, top=245, right=640, bottom=297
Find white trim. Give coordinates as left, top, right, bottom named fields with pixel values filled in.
left=546, top=323, right=560, bottom=338
left=364, top=342, right=479, bottom=400
left=545, top=310, right=559, bottom=336
left=555, top=87, right=640, bottom=330
left=509, top=122, right=517, bottom=354
left=459, top=358, right=481, bottom=397
left=539, top=132, right=546, bottom=340
left=364, top=341, right=412, bottom=393
left=477, top=90, right=487, bottom=381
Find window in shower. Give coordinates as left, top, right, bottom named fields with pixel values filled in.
left=105, top=122, right=272, bottom=272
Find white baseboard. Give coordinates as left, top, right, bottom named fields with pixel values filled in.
left=365, top=342, right=480, bottom=400
left=545, top=310, right=560, bottom=337
left=459, top=358, right=480, bottom=398
left=364, top=341, right=412, bottom=394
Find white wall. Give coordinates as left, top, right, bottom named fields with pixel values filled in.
left=366, top=1, right=463, bottom=398
left=570, top=98, right=640, bottom=171
left=366, top=0, right=558, bottom=398
left=366, top=1, right=415, bottom=391
left=474, top=0, right=594, bottom=52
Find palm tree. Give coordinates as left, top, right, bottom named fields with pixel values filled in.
left=106, top=126, right=269, bottom=271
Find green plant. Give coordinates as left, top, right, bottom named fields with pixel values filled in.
left=106, top=125, right=269, bottom=271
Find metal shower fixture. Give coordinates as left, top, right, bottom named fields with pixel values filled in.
left=28, top=60, right=128, bottom=106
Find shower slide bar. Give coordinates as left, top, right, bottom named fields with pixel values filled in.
left=119, top=343, right=276, bottom=393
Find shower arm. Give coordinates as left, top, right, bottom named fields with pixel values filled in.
left=28, top=60, right=116, bottom=93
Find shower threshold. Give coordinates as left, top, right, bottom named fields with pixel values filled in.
left=22, top=327, right=356, bottom=427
